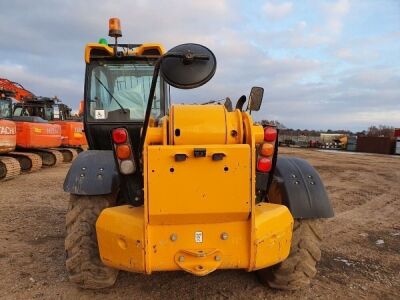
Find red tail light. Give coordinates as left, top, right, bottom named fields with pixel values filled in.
left=112, top=128, right=127, bottom=144
left=257, top=157, right=272, bottom=172
left=264, top=127, right=277, bottom=142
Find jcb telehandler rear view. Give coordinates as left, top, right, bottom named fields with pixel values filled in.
left=64, top=18, right=333, bottom=290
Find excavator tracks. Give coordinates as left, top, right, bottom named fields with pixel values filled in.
left=8, top=152, right=42, bottom=172
left=33, top=149, right=64, bottom=167
left=0, top=156, right=21, bottom=181
left=53, top=148, right=79, bottom=163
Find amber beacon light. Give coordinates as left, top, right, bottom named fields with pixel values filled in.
left=108, top=17, right=122, bottom=37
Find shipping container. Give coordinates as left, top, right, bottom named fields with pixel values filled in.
left=395, top=128, right=400, bottom=138
left=356, top=136, right=395, bottom=155
left=396, top=138, right=400, bottom=155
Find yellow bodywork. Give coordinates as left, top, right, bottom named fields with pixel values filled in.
left=85, top=43, right=165, bottom=63
left=96, top=104, right=293, bottom=275
left=147, top=144, right=251, bottom=224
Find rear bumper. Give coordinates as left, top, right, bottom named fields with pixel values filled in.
left=96, top=202, right=293, bottom=275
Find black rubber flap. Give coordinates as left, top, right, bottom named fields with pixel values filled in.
left=63, top=150, right=120, bottom=195
left=160, top=43, right=217, bottom=89
left=275, top=156, right=334, bottom=218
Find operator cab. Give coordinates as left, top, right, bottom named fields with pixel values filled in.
left=0, top=90, right=14, bottom=119
left=13, top=98, right=55, bottom=121
left=83, top=23, right=169, bottom=151
left=0, top=99, right=12, bottom=119
left=0, top=89, right=15, bottom=119
left=13, top=97, right=74, bottom=122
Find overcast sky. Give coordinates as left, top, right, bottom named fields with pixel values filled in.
left=0, top=0, right=399, bottom=131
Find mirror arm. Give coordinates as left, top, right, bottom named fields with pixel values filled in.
left=247, top=96, right=252, bottom=115
left=138, top=58, right=162, bottom=159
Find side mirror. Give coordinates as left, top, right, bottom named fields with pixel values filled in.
left=160, top=43, right=217, bottom=89
left=248, top=86, right=264, bottom=111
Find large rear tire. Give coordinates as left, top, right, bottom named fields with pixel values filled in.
left=65, top=194, right=119, bottom=289
left=257, top=219, right=322, bottom=290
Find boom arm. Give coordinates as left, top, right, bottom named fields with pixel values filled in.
left=0, top=78, right=35, bottom=101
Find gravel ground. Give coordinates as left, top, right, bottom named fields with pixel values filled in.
left=0, top=148, right=399, bottom=299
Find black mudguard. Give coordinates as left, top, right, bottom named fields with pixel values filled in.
left=63, top=150, right=120, bottom=195
left=273, top=156, right=334, bottom=218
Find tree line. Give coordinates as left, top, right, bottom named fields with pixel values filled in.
left=260, top=120, right=397, bottom=138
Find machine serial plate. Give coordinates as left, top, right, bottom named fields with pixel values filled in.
left=195, top=231, right=203, bottom=243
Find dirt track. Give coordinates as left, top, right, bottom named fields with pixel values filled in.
left=0, top=148, right=399, bottom=299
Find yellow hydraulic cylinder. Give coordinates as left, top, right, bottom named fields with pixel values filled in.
left=169, top=105, right=243, bottom=145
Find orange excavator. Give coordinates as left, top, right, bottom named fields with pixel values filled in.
left=52, top=103, right=88, bottom=157
left=0, top=88, right=42, bottom=180
left=0, top=78, right=63, bottom=173
left=7, top=80, right=87, bottom=161
left=1, top=78, right=87, bottom=158
left=0, top=88, right=20, bottom=180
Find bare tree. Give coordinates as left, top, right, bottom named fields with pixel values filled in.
left=367, top=125, right=394, bottom=137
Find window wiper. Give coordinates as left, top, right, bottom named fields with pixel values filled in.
left=95, top=76, right=127, bottom=113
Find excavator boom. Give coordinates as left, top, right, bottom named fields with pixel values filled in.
left=0, top=78, right=35, bottom=101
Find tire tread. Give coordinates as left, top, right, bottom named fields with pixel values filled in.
left=65, top=194, right=118, bottom=289
left=257, top=219, right=322, bottom=290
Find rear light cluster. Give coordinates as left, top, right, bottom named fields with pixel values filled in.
left=112, top=128, right=127, bottom=144
left=112, top=128, right=136, bottom=175
left=257, top=126, right=277, bottom=173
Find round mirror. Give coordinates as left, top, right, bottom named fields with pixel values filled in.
left=160, top=43, right=217, bottom=89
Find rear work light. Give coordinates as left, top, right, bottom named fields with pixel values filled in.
left=257, top=157, right=272, bottom=173
left=112, top=128, right=128, bottom=144
left=264, top=127, right=277, bottom=142
left=120, top=160, right=135, bottom=174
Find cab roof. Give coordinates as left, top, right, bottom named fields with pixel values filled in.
left=85, top=43, right=166, bottom=63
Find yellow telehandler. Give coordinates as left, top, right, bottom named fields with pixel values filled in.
left=64, top=18, right=333, bottom=290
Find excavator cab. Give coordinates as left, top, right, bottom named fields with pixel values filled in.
left=13, top=98, right=55, bottom=120
left=0, top=78, right=66, bottom=166
left=0, top=90, right=20, bottom=181
left=12, top=94, right=87, bottom=154
left=13, top=97, right=74, bottom=122
left=64, top=18, right=333, bottom=291
left=0, top=97, right=12, bottom=119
